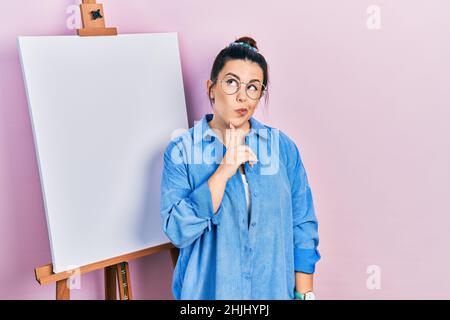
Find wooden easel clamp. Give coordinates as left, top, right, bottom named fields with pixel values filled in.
left=77, top=0, right=118, bottom=36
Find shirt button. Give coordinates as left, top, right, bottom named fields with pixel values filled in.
left=251, top=222, right=256, bottom=227
left=243, top=272, right=251, bottom=279
left=253, top=192, right=258, bottom=197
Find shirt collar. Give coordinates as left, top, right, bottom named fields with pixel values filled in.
left=193, top=113, right=268, bottom=145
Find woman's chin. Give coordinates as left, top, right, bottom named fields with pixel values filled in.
left=231, top=115, right=248, bottom=126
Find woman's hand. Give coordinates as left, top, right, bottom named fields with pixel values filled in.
left=208, top=122, right=258, bottom=214
left=216, top=122, right=258, bottom=180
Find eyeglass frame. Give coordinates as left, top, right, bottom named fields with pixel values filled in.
left=215, top=75, right=267, bottom=101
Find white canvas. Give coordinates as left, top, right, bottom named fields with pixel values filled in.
left=18, top=33, right=188, bottom=273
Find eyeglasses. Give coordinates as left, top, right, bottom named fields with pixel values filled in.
left=219, top=75, right=266, bottom=100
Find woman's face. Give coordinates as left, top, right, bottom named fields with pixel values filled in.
left=207, top=59, right=264, bottom=129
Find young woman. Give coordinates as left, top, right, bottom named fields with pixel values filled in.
left=160, top=37, right=321, bottom=300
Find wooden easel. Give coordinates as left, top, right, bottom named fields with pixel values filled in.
left=34, top=1, right=178, bottom=300
left=35, top=243, right=180, bottom=300
left=77, top=0, right=117, bottom=36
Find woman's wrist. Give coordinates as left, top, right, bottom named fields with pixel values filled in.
left=294, top=290, right=316, bottom=300
left=215, top=163, right=232, bottom=181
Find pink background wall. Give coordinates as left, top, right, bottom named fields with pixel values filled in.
left=1, top=0, right=449, bottom=299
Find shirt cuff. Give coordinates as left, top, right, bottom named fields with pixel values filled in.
left=294, top=248, right=321, bottom=274
left=188, top=179, right=224, bottom=226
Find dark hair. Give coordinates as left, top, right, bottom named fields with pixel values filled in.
left=208, top=36, right=269, bottom=107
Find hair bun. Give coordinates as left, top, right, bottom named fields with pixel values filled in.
left=234, top=36, right=258, bottom=51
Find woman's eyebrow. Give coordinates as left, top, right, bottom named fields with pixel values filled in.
left=225, top=72, right=262, bottom=83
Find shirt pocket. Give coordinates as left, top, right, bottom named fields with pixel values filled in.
left=259, top=166, right=292, bottom=220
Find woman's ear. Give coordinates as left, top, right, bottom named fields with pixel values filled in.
left=206, top=79, right=215, bottom=100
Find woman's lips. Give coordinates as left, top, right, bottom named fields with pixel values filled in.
left=235, top=108, right=248, bottom=116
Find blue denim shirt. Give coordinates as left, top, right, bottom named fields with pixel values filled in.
left=160, top=113, right=321, bottom=299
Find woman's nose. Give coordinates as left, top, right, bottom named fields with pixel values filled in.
left=236, top=86, right=247, bottom=102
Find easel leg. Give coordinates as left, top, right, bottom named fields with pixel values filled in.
left=116, top=262, right=132, bottom=300
left=56, top=279, right=70, bottom=300
left=170, top=247, right=179, bottom=267
left=105, top=265, right=117, bottom=300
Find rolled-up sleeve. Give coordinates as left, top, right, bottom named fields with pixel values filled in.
left=160, top=141, right=224, bottom=248
left=288, top=142, right=321, bottom=274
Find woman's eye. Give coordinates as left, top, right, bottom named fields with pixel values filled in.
left=226, top=79, right=238, bottom=86
left=248, top=85, right=258, bottom=91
